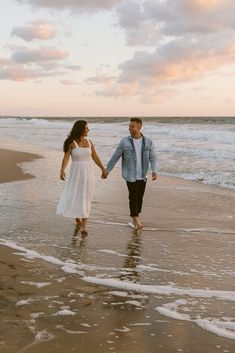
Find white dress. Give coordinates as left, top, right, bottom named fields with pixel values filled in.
left=56, top=139, right=95, bottom=218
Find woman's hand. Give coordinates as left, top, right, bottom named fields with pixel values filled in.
left=60, top=170, right=65, bottom=181
left=101, top=169, right=108, bottom=179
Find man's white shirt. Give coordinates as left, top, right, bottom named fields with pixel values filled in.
left=133, top=137, right=143, bottom=180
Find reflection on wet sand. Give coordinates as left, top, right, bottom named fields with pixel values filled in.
left=120, top=233, right=142, bottom=283
left=72, top=226, right=79, bottom=239
left=71, top=228, right=87, bottom=249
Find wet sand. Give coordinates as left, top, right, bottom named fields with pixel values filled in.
left=0, top=148, right=41, bottom=183
left=0, top=149, right=235, bottom=353
left=1, top=243, right=234, bottom=353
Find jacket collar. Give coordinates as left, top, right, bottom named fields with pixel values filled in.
left=129, top=133, right=145, bottom=146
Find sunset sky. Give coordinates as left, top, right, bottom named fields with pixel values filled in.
left=0, top=0, right=235, bottom=117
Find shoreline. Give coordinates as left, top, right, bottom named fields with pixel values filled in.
left=0, top=147, right=232, bottom=192
left=0, top=148, right=42, bottom=183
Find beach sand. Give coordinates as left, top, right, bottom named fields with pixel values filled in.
left=0, top=148, right=41, bottom=183
left=0, top=149, right=234, bottom=353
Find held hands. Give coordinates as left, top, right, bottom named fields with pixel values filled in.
left=60, top=170, right=65, bottom=181
left=152, top=172, right=158, bottom=181
left=101, top=169, right=109, bottom=179
left=101, top=170, right=156, bottom=180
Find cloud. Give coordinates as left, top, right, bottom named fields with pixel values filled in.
left=86, top=74, right=117, bottom=84
left=95, top=0, right=235, bottom=102
left=116, top=0, right=235, bottom=47
left=11, top=47, right=69, bottom=63
left=141, top=0, right=235, bottom=37
left=65, top=64, right=82, bottom=71
left=60, top=79, right=78, bottom=85
left=119, top=35, right=235, bottom=83
left=116, top=0, right=162, bottom=46
left=18, top=0, right=122, bottom=12
left=0, top=45, right=80, bottom=81
left=184, top=0, right=227, bottom=13
left=0, top=68, right=51, bottom=81
left=0, top=58, right=12, bottom=67
left=93, top=34, right=235, bottom=102
left=0, top=58, right=52, bottom=81
left=11, top=20, right=56, bottom=41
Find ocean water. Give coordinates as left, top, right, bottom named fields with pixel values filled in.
left=0, top=116, right=235, bottom=345
left=0, top=116, right=234, bottom=189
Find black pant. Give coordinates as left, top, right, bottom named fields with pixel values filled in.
left=126, top=180, right=147, bottom=217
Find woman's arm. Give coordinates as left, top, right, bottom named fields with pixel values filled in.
left=60, top=145, right=72, bottom=180
left=90, top=141, right=107, bottom=176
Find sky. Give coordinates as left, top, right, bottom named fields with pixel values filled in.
left=0, top=0, right=235, bottom=117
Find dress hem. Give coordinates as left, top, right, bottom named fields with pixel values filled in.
left=56, top=212, right=90, bottom=219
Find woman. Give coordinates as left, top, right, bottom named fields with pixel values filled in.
left=56, top=120, right=107, bottom=235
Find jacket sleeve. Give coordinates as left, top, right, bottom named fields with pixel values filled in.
left=149, top=139, right=157, bottom=173
left=106, top=140, right=124, bottom=173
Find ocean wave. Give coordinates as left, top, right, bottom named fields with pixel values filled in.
left=0, top=117, right=234, bottom=190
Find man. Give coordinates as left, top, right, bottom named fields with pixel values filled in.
left=104, top=118, right=158, bottom=230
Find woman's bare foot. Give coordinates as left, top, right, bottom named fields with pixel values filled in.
left=81, top=218, right=88, bottom=236
left=74, top=218, right=82, bottom=228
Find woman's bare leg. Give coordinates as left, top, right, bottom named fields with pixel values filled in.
left=81, top=218, right=88, bottom=233
left=75, top=218, right=82, bottom=227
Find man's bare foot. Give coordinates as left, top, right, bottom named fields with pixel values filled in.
left=137, top=219, right=144, bottom=229
left=135, top=224, right=143, bottom=231
left=133, top=217, right=143, bottom=230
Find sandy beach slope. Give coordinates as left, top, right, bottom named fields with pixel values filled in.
left=0, top=148, right=41, bottom=183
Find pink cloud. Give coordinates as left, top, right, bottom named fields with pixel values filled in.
left=117, top=0, right=235, bottom=47
left=11, top=47, right=69, bottom=63
left=144, top=0, right=235, bottom=35
left=0, top=63, right=48, bottom=81
left=18, top=0, right=122, bottom=12
left=185, top=0, right=225, bottom=12
left=11, top=20, right=56, bottom=41
left=94, top=0, right=235, bottom=102
left=0, top=45, right=79, bottom=81
left=92, top=35, right=235, bottom=102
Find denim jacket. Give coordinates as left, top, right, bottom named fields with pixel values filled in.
left=106, top=135, right=157, bottom=182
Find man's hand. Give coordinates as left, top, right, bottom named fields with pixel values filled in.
left=60, top=170, right=65, bottom=181
left=152, top=172, right=158, bottom=181
left=101, top=169, right=109, bottom=179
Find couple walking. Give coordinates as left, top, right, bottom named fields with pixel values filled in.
left=56, top=118, right=158, bottom=235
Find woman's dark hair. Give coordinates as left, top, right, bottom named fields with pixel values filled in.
left=63, top=120, right=87, bottom=152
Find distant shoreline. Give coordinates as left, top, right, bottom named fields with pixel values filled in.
left=1, top=116, right=235, bottom=124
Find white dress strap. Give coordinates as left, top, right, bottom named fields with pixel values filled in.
left=87, top=139, right=92, bottom=148
left=73, top=140, right=78, bottom=148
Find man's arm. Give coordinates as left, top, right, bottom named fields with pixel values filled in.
left=106, top=140, right=123, bottom=173
left=149, top=140, right=157, bottom=180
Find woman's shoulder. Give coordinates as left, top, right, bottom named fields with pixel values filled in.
left=69, top=141, right=77, bottom=149
left=87, top=139, right=94, bottom=147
